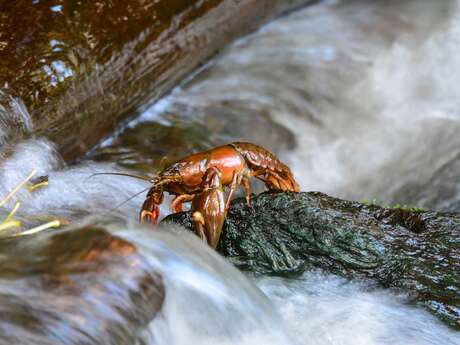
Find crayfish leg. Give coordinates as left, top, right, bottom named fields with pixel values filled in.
left=139, top=189, right=163, bottom=225
left=225, top=171, right=242, bottom=212
left=266, top=174, right=281, bottom=190
left=242, top=176, right=251, bottom=207
left=171, top=194, right=194, bottom=213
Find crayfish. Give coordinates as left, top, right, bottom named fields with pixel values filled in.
left=139, top=142, right=299, bottom=248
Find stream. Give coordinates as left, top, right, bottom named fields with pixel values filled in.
left=0, top=0, right=459, bottom=344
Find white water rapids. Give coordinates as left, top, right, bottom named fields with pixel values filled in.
left=0, top=0, right=459, bottom=344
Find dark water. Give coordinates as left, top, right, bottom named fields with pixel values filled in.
left=0, top=0, right=459, bottom=344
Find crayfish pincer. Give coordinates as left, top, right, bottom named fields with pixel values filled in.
left=140, top=142, right=299, bottom=248
left=190, top=167, right=226, bottom=248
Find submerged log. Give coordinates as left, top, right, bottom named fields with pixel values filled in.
left=0, top=227, right=164, bottom=345
left=163, top=191, right=460, bottom=329
left=0, top=0, right=315, bottom=161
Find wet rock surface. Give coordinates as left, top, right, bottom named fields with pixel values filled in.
left=0, top=227, right=164, bottom=345
left=163, top=191, right=460, bottom=329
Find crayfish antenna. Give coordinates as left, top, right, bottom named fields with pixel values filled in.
left=111, top=186, right=152, bottom=211
left=157, top=156, right=170, bottom=171
left=86, top=172, right=154, bottom=183
left=85, top=172, right=157, bottom=214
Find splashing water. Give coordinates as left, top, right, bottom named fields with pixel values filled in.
left=119, top=228, right=294, bottom=345
left=258, top=272, right=459, bottom=345
left=0, top=139, right=151, bottom=226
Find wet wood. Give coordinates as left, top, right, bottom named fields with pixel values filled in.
left=0, top=0, right=315, bottom=161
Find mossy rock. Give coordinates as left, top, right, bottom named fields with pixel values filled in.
left=163, top=191, right=460, bottom=329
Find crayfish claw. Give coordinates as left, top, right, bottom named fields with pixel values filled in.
left=140, top=188, right=163, bottom=225
left=192, top=211, right=205, bottom=225
left=190, top=167, right=226, bottom=248
left=139, top=208, right=159, bottom=225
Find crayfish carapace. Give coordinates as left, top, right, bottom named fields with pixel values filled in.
left=140, top=142, right=299, bottom=248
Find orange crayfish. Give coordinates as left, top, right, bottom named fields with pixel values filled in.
left=139, top=142, right=299, bottom=248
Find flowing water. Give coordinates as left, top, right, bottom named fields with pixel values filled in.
left=0, top=139, right=458, bottom=344
left=1, top=0, right=459, bottom=344
left=93, top=0, right=460, bottom=211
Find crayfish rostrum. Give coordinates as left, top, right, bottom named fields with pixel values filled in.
left=140, top=142, right=299, bottom=248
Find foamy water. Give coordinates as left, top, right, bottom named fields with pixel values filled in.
left=0, top=139, right=149, bottom=227
left=258, top=272, right=459, bottom=345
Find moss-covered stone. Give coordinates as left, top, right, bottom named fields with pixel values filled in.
left=163, top=191, right=460, bottom=329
